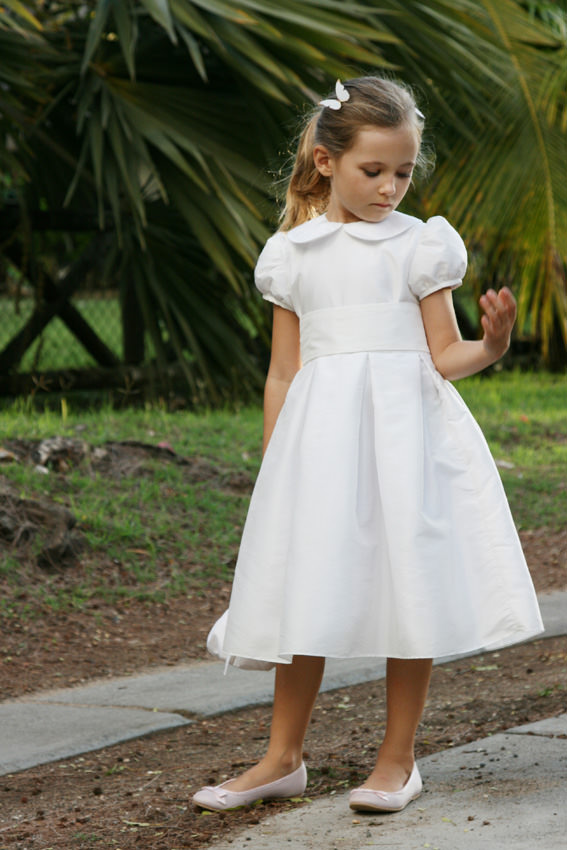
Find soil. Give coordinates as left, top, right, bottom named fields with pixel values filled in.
left=0, top=637, right=565, bottom=849
left=0, top=439, right=565, bottom=848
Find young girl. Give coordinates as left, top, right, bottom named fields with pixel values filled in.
left=193, top=76, right=543, bottom=814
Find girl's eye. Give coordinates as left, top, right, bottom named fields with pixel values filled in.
left=362, top=170, right=413, bottom=179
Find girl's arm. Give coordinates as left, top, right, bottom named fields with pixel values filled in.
left=263, top=306, right=301, bottom=455
left=420, top=286, right=516, bottom=381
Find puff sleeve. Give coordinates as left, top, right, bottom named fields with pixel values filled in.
left=254, top=232, right=294, bottom=312
left=409, top=216, right=467, bottom=301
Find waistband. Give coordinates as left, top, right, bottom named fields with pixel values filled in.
left=300, top=302, right=429, bottom=365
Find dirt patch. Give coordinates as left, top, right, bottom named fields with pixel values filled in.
left=0, top=591, right=231, bottom=701
left=0, top=635, right=565, bottom=849
left=0, top=484, right=84, bottom=571
left=2, top=437, right=253, bottom=491
left=517, top=527, right=567, bottom=593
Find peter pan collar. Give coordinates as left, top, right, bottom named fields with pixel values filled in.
left=286, top=211, right=421, bottom=244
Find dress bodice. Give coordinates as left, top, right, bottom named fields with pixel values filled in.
left=255, top=212, right=467, bottom=364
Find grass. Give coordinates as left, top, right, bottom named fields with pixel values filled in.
left=0, top=401, right=263, bottom=615
left=457, top=371, right=567, bottom=529
left=0, top=398, right=263, bottom=466
left=0, top=371, right=565, bottom=616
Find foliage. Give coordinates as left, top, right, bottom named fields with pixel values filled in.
left=0, top=1, right=566, bottom=406
left=417, top=0, right=567, bottom=362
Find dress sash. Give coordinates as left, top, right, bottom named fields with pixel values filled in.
left=300, top=302, right=429, bottom=365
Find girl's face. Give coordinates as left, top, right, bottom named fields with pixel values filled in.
left=314, top=124, right=419, bottom=223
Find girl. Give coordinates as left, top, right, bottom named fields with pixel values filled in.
left=193, top=76, right=543, bottom=814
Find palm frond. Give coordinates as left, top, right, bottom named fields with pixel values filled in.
left=420, top=0, right=567, bottom=355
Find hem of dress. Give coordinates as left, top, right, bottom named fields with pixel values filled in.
left=217, top=621, right=545, bottom=672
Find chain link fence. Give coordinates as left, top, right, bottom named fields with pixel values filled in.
left=0, top=269, right=185, bottom=403
left=0, top=290, right=123, bottom=373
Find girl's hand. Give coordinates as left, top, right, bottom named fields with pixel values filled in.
left=479, top=287, right=516, bottom=360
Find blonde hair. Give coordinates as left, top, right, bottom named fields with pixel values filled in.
left=280, top=76, right=426, bottom=231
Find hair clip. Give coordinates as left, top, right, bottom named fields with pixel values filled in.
left=416, top=107, right=425, bottom=120
left=319, top=79, right=350, bottom=110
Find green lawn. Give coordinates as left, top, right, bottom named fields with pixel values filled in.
left=458, top=371, right=567, bottom=529
left=0, top=371, right=565, bottom=616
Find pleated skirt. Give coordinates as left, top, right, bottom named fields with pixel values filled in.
left=208, top=351, right=543, bottom=669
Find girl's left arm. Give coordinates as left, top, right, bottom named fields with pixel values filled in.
left=420, top=286, right=517, bottom=381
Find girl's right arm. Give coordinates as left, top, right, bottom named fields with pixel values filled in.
left=263, top=306, right=301, bottom=455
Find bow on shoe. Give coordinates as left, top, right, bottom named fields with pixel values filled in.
left=354, top=788, right=391, bottom=801
left=201, top=785, right=229, bottom=802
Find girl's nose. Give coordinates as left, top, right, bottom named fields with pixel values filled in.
left=380, top=178, right=396, bottom=196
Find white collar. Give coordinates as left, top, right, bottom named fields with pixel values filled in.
left=286, top=211, right=421, bottom=244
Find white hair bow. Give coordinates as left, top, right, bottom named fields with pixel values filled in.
left=319, top=79, right=350, bottom=110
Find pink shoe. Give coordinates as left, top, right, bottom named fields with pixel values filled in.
left=349, top=762, right=422, bottom=812
left=192, top=762, right=307, bottom=811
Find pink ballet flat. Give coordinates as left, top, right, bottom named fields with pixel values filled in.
left=349, top=762, right=422, bottom=812
left=192, top=762, right=307, bottom=811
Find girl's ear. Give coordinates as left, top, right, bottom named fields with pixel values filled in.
left=313, top=145, right=333, bottom=178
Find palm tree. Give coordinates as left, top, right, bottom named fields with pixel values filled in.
left=0, top=0, right=565, bottom=405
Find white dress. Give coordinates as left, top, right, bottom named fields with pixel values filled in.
left=207, top=212, right=544, bottom=670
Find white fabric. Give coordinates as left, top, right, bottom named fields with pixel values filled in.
left=208, top=213, right=543, bottom=670
left=300, top=302, right=428, bottom=364
left=255, top=214, right=466, bottom=315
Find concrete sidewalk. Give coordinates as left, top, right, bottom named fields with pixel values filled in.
left=1, top=590, right=565, bottom=778
left=205, top=714, right=567, bottom=850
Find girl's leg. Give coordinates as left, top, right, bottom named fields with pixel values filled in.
left=225, top=654, right=325, bottom=792
left=362, top=657, right=432, bottom=791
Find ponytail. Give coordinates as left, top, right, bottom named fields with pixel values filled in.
left=279, top=113, right=330, bottom=232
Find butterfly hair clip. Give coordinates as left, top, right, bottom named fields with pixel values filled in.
left=319, top=79, right=350, bottom=111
